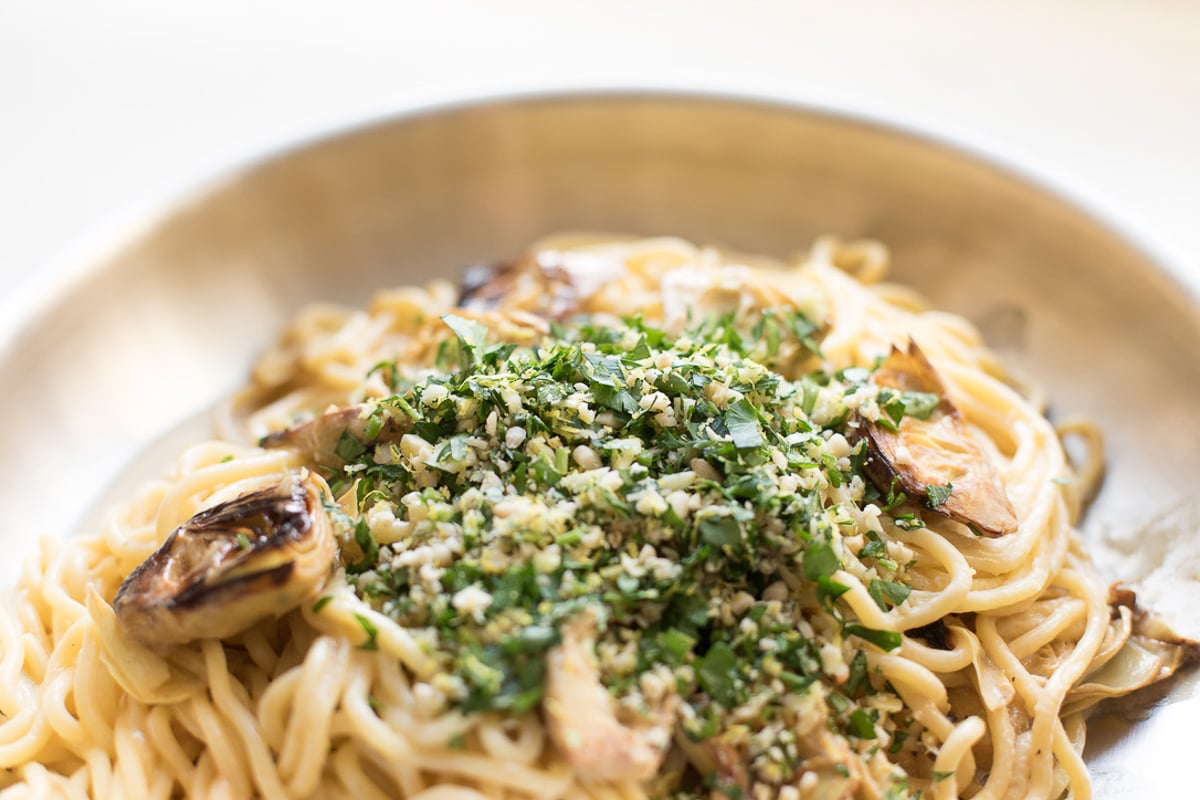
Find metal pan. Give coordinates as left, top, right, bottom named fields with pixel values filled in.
left=1, top=91, right=1195, bottom=796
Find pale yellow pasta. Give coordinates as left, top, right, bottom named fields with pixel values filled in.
left=0, top=235, right=1160, bottom=799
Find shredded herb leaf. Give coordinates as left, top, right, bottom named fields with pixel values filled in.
left=926, top=482, right=954, bottom=507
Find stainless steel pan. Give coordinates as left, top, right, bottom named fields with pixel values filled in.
left=1, top=92, right=1195, bottom=795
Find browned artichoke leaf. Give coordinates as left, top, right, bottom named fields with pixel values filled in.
left=1064, top=585, right=1200, bottom=717
left=543, top=610, right=675, bottom=782
left=1065, top=636, right=1192, bottom=716
left=113, top=473, right=336, bottom=646
left=457, top=248, right=624, bottom=321
left=261, top=403, right=387, bottom=470
left=861, top=342, right=1018, bottom=536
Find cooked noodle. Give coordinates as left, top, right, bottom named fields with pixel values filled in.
left=0, top=235, right=1184, bottom=799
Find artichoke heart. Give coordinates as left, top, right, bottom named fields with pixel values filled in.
left=861, top=342, right=1018, bottom=536
left=113, top=473, right=336, bottom=646
left=458, top=247, right=625, bottom=320
left=543, top=609, right=676, bottom=782
left=260, top=404, right=376, bottom=470
left=1063, top=585, right=1200, bottom=717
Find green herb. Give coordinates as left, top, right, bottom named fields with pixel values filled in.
left=235, top=532, right=251, bottom=549
left=697, top=642, right=740, bottom=707
left=822, top=453, right=843, bottom=488
left=386, top=394, right=421, bottom=420
left=725, top=398, right=764, bottom=449
left=334, top=429, right=367, bottom=462
left=363, top=408, right=386, bottom=440
left=755, top=312, right=781, bottom=357
left=661, top=628, right=697, bottom=663
left=442, top=314, right=489, bottom=355
left=882, top=478, right=907, bottom=512
left=354, top=613, right=380, bottom=651
left=817, top=576, right=851, bottom=601
left=826, top=692, right=852, bottom=714
left=901, top=391, right=939, bottom=419
left=699, top=516, right=742, bottom=548
left=925, top=482, right=953, bottom=507
left=894, top=513, right=925, bottom=530
left=859, top=531, right=887, bottom=560
left=779, top=671, right=814, bottom=691
left=868, top=579, right=912, bottom=611
left=845, top=649, right=869, bottom=697
left=847, top=708, right=877, bottom=739
left=345, top=519, right=379, bottom=576
left=312, top=595, right=333, bottom=614
left=845, top=624, right=902, bottom=652
left=459, top=649, right=505, bottom=703
left=803, top=540, right=840, bottom=580
left=367, top=360, right=402, bottom=391
left=879, top=393, right=905, bottom=432
left=784, top=311, right=823, bottom=357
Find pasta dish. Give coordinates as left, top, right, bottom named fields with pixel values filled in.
left=0, top=235, right=1192, bottom=799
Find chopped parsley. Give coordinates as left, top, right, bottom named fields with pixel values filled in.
left=310, top=311, right=930, bottom=796
left=926, top=481, right=954, bottom=507
left=869, top=578, right=912, bottom=611
left=354, top=613, right=379, bottom=651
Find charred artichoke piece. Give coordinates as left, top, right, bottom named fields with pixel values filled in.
left=544, top=610, right=676, bottom=782
left=861, top=342, right=1018, bottom=536
left=261, top=404, right=383, bottom=470
left=677, top=693, right=861, bottom=800
left=114, top=474, right=336, bottom=646
left=458, top=260, right=521, bottom=310
left=457, top=248, right=624, bottom=320
left=1064, top=585, right=1200, bottom=716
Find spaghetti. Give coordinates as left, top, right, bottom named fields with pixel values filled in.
left=0, top=235, right=1190, bottom=799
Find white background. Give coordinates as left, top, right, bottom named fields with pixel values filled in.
left=2, top=0, right=1199, bottom=308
